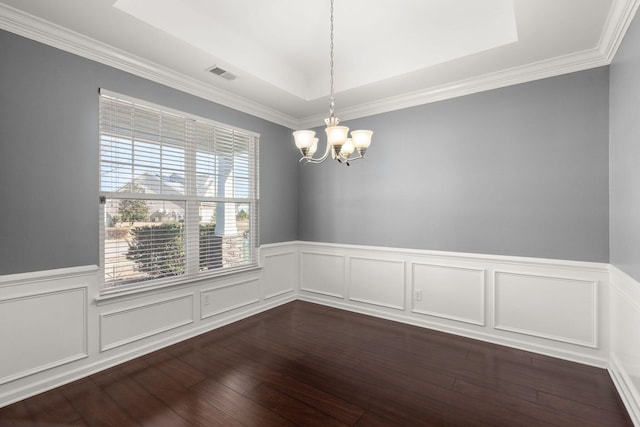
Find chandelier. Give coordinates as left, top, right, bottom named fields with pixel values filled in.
left=293, top=0, right=373, bottom=165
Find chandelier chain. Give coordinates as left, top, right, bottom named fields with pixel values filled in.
left=329, top=0, right=335, bottom=119
left=291, top=0, right=372, bottom=164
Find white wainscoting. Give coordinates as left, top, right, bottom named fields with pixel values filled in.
left=494, top=271, right=597, bottom=347
left=300, top=251, right=345, bottom=298
left=297, top=241, right=610, bottom=368
left=3, top=241, right=638, bottom=421
left=100, top=294, right=194, bottom=351
left=609, top=266, right=640, bottom=426
left=0, top=275, right=89, bottom=385
left=262, top=249, right=297, bottom=300
left=201, top=278, right=259, bottom=318
left=349, top=257, right=405, bottom=310
left=0, top=242, right=298, bottom=408
left=412, top=263, right=485, bottom=326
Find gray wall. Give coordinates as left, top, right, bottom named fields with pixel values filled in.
left=0, top=29, right=299, bottom=275
left=298, top=67, right=610, bottom=262
left=0, top=25, right=616, bottom=274
left=610, top=13, right=640, bottom=281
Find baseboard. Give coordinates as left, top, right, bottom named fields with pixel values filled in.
left=609, top=265, right=640, bottom=426
left=298, top=294, right=608, bottom=368
left=610, top=354, right=640, bottom=426
left=298, top=241, right=610, bottom=367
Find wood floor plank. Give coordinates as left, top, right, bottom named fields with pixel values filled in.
left=127, top=360, right=244, bottom=427
left=20, top=389, right=86, bottom=426
left=142, top=349, right=208, bottom=389
left=245, top=382, right=350, bottom=427
left=175, top=345, right=263, bottom=394
left=190, top=379, right=296, bottom=426
left=58, top=377, right=138, bottom=427
left=0, top=301, right=633, bottom=426
left=93, top=365, right=191, bottom=427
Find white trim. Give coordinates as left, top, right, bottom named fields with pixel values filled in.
left=0, top=265, right=97, bottom=288
left=410, top=263, right=486, bottom=326
left=96, top=266, right=263, bottom=305
left=0, top=287, right=88, bottom=385
left=297, top=241, right=609, bottom=365
left=297, top=293, right=609, bottom=368
left=200, top=298, right=261, bottom=319
left=297, top=241, right=609, bottom=273
left=0, top=290, right=296, bottom=409
left=262, top=250, right=297, bottom=300
left=99, top=294, right=195, bottom=351
left=297, top=48, right=612, bottom=128
left=347, top=256, right=406, bottom=310
left=493, top=271, right=598, bottom=348
left=608, top=265, right=640, bottom=426
left=610, top=354, right=640, bottom=426
left=1, top=1, right=638, bottom=129
left=0, top=4, right=298, bottom=129
left=3, top=243, right=639, bottom=422
left=599, top=0, right=640, bottom=62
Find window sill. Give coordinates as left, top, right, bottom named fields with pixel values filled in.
left=95, top=265, right=263, bottom=306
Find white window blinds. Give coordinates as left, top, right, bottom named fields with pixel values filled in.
left=99, top=89, right=259, bottom=290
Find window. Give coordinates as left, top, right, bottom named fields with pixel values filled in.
left=99, top=89, right=259, bottom=290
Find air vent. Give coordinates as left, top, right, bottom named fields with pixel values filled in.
left=207, top=66, right=236, bottom=81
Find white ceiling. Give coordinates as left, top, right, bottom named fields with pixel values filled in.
left=0, top=0, right=638, bottom=129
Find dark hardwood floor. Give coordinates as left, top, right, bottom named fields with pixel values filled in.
left=0, top=300, right=633, bottom=426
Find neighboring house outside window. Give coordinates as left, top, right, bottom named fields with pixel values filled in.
left=99, top=89, right=259, bottom=291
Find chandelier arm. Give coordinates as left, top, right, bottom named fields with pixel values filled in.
left=338, top=152, right=364, bottom=162
left=299, top=138, right=333, bottom=163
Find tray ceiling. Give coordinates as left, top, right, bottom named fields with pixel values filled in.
left=0, top=0, right=637, bottom=128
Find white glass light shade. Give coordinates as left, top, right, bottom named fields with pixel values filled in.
left=293, top=130, right=316, bottom=149
left=325, top=125, right=349, bottom=146
left=351, top=130, right=373, bottom=149
left=308, top=138, right=319, bottom=155
left=340, top=138, right=355, bottom=155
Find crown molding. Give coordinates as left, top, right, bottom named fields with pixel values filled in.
left=296, top=0, right=640, bottom=129
left=1, top=0, right=638, bottom=131
left=0, top=3, right=299, bottom=130
left=599, top=0, right=640, bottom=61
left=297, top=48, right=611, bottom=129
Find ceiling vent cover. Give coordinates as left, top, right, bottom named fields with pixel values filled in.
left=207, top=66, right=236, bottom=81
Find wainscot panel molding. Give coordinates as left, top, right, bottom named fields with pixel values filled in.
left=609, top=265, right=640, bottom=426
left=3, top=241, right=639, bottom=422
left=300, top=251, right=345, bottom=298
left=348, top=257, right=406, bottom=310
left=0, top=286, right=88, bottom=385
left=200, top=279, right=260, bottom=319
left=494, top=271, right=598, bottom=348
left=0, top=243, right=298, bottom=409
left=411, top=263, right=486, bottom=326
left=296, top=241, right=611, bottom=368
left=99, top=294, right=195, bottom=352
left=261, top=247, right=297, bottom=300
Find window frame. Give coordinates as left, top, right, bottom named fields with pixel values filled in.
left=98, top=89, right=260, bottom=294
